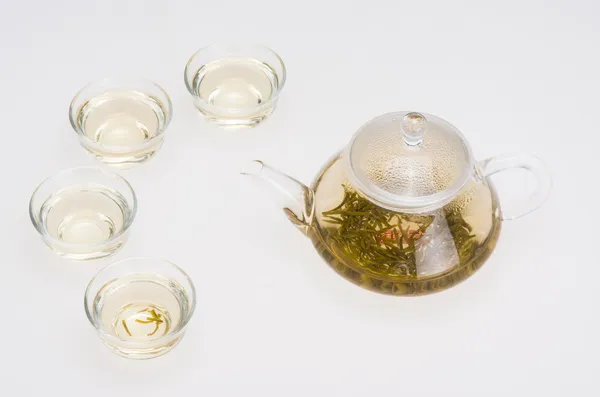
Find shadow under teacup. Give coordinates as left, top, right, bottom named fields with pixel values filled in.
left=84, top=257, right=196, bottom=359
left=69, top=77, right=172, bottom=168
left=29, top=166, right=137, bottom=260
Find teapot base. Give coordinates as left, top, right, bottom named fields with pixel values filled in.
left=307, top=219, right=501, bottom=296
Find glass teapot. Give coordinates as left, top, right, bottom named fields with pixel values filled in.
left=243, top=111, right=551, bottom=296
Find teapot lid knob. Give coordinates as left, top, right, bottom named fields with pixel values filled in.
left=401, top=112, right=427, bottom=146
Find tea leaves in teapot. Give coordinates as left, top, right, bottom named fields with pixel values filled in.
left=445, top=211, right=477, bottom=264
left=322, top=185, right=477, bottom=278
left=323, top=186, right=433, bottom=277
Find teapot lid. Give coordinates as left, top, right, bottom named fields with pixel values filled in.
left=346, top=111, right=474, bottom=212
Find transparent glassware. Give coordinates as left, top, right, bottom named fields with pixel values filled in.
left=29, top=166, right=137, bottom=260
left=242, top=111, right=552, bottom=296
left=69, top=77, right=173, bottom=168
left=184, top=44, right=286, bottom=127
left=84, top=257, right=196, bottom=359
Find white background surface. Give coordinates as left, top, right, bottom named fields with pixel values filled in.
left=0, top=0, right=597, bottom=395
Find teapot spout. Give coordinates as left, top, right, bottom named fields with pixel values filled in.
left=241, top=160, right=315, bottom=234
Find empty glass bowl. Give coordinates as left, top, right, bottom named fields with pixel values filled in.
left=29, top=166, right=137, bottom=260
left=69, top=77, right=172, bottom=168
left=184, top=44, right=286, bottom=127
left=84, top=257, right=196, bottom=359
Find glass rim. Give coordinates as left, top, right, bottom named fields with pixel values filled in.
left=83, top=257, right=197, bottom=348
left=183, top=43, right=287, bottom=113
left=68, top=77, right=173, bottom=151
left=28, top=165, right=138, bottom=250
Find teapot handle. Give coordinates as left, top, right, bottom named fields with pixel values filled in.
left=479, top=154, right=552, bottom=221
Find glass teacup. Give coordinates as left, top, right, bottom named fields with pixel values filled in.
left=69, top=77, right=172, bottom=168
left=84, top=258, right=196, bottom=359
left=184, top=44, right=286, bottom=127
left=29, top=166, right=136, bottom=260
